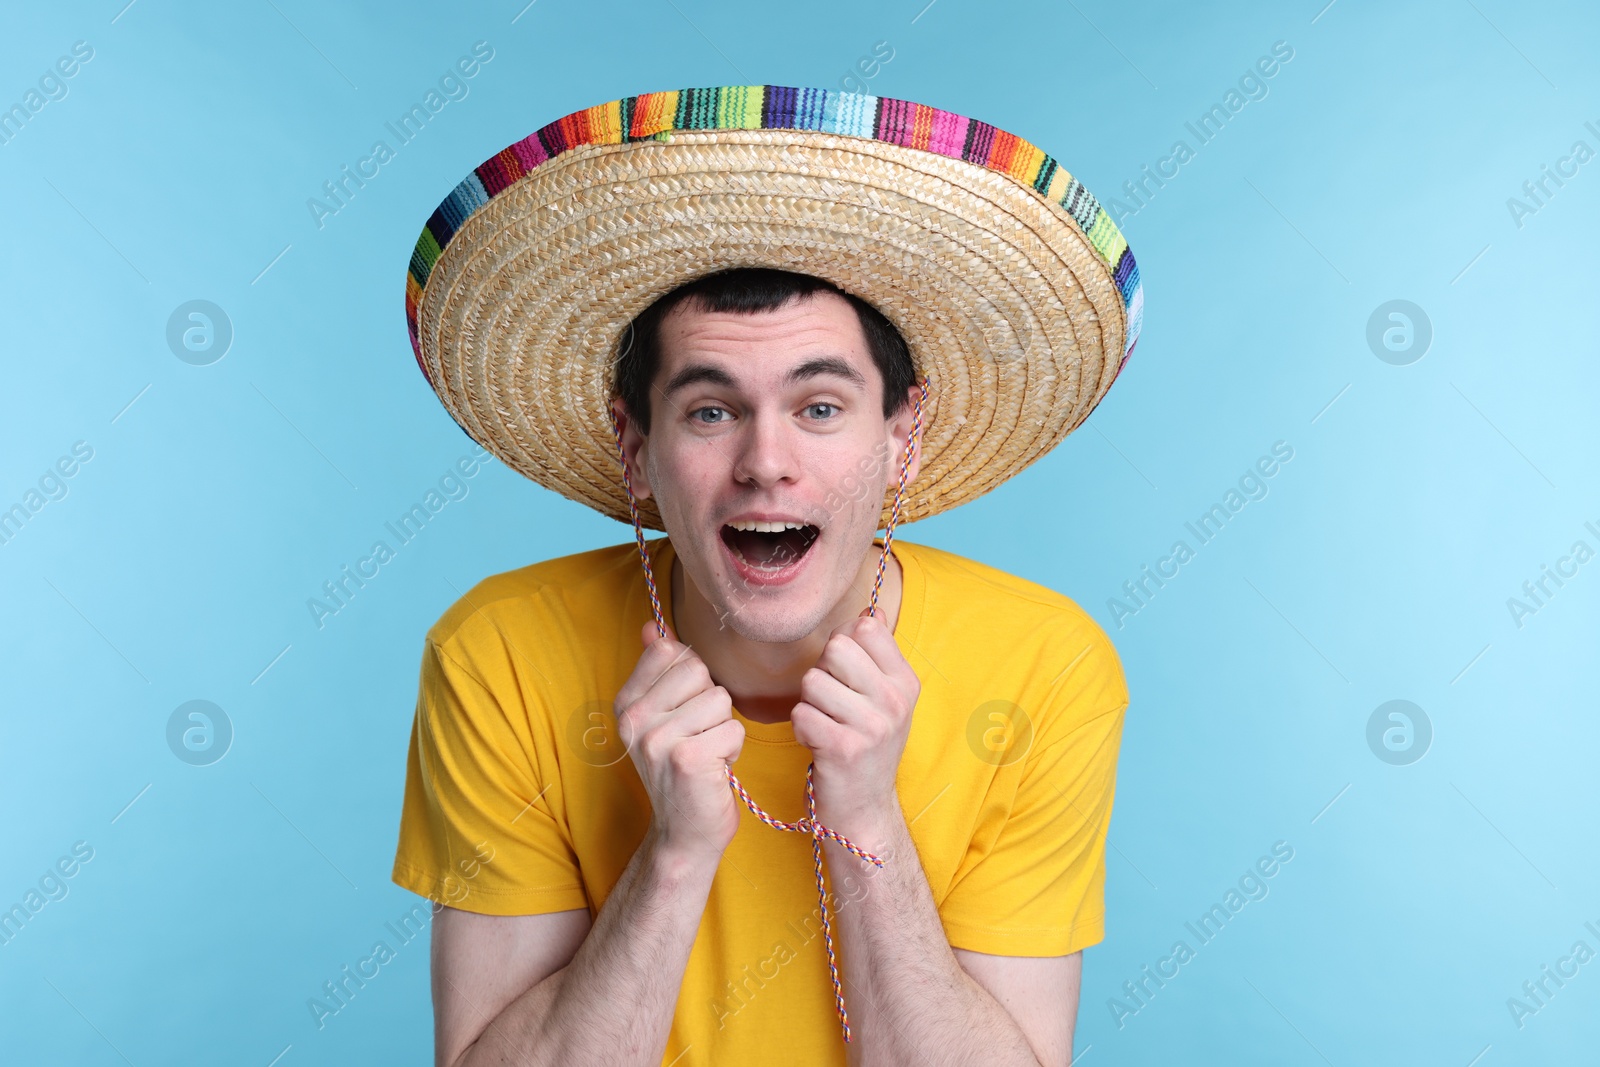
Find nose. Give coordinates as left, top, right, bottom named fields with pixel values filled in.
left=731, top=408, right=800, bottom=489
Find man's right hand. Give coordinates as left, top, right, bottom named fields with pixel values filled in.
left=614, top=620, right=746, bottom=861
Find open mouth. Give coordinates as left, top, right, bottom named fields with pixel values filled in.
left=720, top=520, right=821, bottom=573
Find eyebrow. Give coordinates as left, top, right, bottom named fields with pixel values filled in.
left=660, top=356, right=868, bottom=400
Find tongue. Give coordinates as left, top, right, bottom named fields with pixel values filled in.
left=731, top=528, right=809, bottom=569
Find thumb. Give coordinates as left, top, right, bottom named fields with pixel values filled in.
left=641, top=618, right=677, bottom=647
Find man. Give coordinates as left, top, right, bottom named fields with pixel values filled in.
left=392, top=85, right=1142, bottom=1066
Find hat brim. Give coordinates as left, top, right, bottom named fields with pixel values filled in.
left=408, top=88, right=1141, bottom=532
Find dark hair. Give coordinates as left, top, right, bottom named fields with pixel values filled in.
left=613, top=267, right=915, bottom=436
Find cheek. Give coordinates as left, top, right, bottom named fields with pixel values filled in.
left=810, top=429, right=888, bottom=479
left=818, top=450, right=891, bottom=531
left=654, top=441, right=725, bottom=492
left=650, top=445, right=738, bottom=532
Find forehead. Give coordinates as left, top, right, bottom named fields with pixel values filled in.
left=656, top=290, right=872, bottom=380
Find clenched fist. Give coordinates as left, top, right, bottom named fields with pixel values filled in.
left=614, top=621, right=747, bottom=862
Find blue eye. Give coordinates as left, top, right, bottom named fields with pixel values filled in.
left=806, top=403, right=838, bottom=419
left=691, top=406, right=729, bottom=424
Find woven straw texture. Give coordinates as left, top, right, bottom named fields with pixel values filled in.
left=407, top=86, right=1142, bottom=531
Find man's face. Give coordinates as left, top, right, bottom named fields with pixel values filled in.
left=618, top=290, right=920, bottom=644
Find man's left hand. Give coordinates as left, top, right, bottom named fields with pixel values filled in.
left=791, top=607, right=920, bottom=844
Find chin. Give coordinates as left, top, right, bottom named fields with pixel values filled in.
left=714, top=596, right=833, bottom=644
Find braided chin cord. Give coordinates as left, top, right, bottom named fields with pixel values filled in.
left=604, top=376, right=929, bottom=1044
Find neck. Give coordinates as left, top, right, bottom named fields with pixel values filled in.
left=671, top=541, right=902, bottom=725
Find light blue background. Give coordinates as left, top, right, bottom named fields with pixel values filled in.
left=3, top=1, right=1597, bottom=1063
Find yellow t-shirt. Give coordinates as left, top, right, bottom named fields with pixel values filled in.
left=392, top=536, right=1129, bottom=1065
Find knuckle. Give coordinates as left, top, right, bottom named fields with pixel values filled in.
left=667, top=743, right=697, bottom=775
left=655, top=647, right=687, bottom=678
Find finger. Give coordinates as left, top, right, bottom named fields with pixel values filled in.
left=616, top=626, right=684, bottom=709
left=790, top=700, right=843, bottom=752
left=625, top=635, right=700, bottom=707
left=649, top=649, right=720, bottom=707
left=641, top=617, right=678, bottom=646
left=815, top=632, right=887, bottom=696
left=799, top=664, right=875, bottom=729
left=667, top=718, right=744, bottom=779
left=698, top=718, right=746, bottom=764
left=657, top=684, right=734, bottom=740
left=627, top=687, right=728, bottom=770
left=842, top=614, right=913, bottom=681
left=618, top=643, right=710, bottom=727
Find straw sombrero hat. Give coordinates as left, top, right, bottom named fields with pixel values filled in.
left=404, top=84, right=1142, bottom=532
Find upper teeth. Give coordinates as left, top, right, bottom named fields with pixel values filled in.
left=728, top=520, right=807, bottom=532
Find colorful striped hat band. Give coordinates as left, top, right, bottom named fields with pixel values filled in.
left=606, top=374, right=928, bottom=1044
left=406, top=84, right=1141, bottom=535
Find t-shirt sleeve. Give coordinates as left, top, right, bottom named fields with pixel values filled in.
left=938, top=627, right=1129, bottom=957
left=390, top=635, right=590, bottom=916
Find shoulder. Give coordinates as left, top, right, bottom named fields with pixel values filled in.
left=903, top=540, right=1112, bottom=640
left=424, top=540, right=642, bottom=661
left=900, top=540, right=1128, bottom=708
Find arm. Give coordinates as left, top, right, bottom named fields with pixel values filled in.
left=821, top=810, right=1076, bottom=1066
left=794, top=612, right=1099, bottom=1065
left=431, top=620, right=743, bottom=1067
left=433, top=829, right=720, bottom=1067
left=953, top=949, right=1081, bottom=1061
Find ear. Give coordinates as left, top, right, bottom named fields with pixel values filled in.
left=610, top=396, right=654, bottom=502
left=883, top=381, right=926, bottom=486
